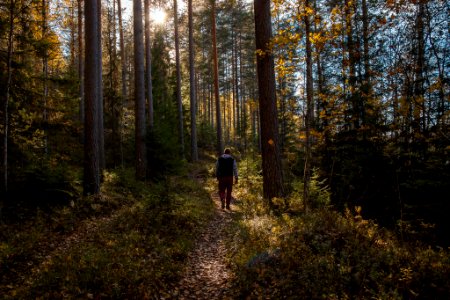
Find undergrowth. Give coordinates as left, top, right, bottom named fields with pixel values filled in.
left=1, top=163, right=214, bottom=299
left=230, top=156, right=450, bottom=299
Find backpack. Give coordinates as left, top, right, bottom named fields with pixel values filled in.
left=217, top=156, right=234, bottom=177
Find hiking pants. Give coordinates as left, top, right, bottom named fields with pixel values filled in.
left=218, top=176, right=233, bottom=205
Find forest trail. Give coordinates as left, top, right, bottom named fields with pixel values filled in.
left=165, top=193, right=237, bottom=299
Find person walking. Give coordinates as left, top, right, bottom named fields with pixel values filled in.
left=215, top=148, right=238, bottom=210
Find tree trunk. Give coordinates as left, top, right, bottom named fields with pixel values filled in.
left=134, top=0, right=147, bottom=179
left=144, top=0, right=154, bottom=128
left=97, top=0, right=105, bottom=173
left=303, top=0, right=313, bottom=211
left=211, top=0, right=222, bottom=155
left=414, top=2, right=426, bottom=134
left=361, top=0, right=370, bottom=130
left=254, top=0, right=284, bottom=202
left=117, top=0, right=127, bottom=103
left=78, top=0, right=85, bottom=128
left=188, top=0, right=198, bottom=161
left=117, top=0, right=126, bottom=167
left=84, top=0, right=101, bottom=195
left=174, top=0, right=185, bottom=157
left=42, top=0, right=49, bottom=156
left=345, top=0, right=359, bottom=130
left=2, top=0, right=14, bottom=194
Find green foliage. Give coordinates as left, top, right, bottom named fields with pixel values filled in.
left=197, top=120, right=216, bottom=150
left=289, top=168, right=331, bottom=210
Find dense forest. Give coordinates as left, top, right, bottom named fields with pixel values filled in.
left=1, top=0, right=449, bottom=298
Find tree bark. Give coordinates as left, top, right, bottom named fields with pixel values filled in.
left=117, top=0, right=127, bottom=103
left=254, top=0, right=284, bottom=201
left=97, top=0, right=105, bottom=172
left=303, top=0, right=313, bottom=211
left=2, top=0, right=14, bottom=194
left=134, top=0, right=147, bottom=179
left=211, top=0, right=222, bottom=155
left=84, top=0, right=101, bottom=195
left=188, top=0, right=198, bottom=161
left=144, top=0, right=154, bottom=128
left=78, top=0, right=85, bottom=128
left=174, top=0, right=185, bottom=157
left=117, top=0, right=126, bottom=167
left=42, top=0, right=49, bottom=155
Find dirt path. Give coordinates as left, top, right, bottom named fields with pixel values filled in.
left=166, top=194, right=237, bottom=300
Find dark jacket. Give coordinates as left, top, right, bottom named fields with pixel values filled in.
left=215, top=154, right=238, bottom=178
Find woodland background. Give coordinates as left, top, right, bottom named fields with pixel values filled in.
left=0, top=0, right=449, bottom=298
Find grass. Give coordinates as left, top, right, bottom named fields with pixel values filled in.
left=1, top=163, right=214, bottom=299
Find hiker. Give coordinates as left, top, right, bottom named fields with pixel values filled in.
left=215, top=148, right=238, bottom=210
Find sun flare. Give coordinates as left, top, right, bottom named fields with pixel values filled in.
left=150, top=8, right=166, bottom=25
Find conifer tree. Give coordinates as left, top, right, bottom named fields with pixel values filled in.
left=254, top=0, right=284, bottom=201
left=133, top=0, right=147, bottom=179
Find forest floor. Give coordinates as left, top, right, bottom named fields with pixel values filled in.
left=1, top=163, right=247, bottom=299
left=164, top=194, right=239, bottom=299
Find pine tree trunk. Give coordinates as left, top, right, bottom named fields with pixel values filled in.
left=42, top=0, right=49, bottom=156
left=188, top=0, right=198, bottom=161
left=361, top=0, right=370, bottom=130
left=117, top=0, right=126, bottom=167
left=211, top=0, right=222, bottom=155
left=303, top=0, right=313, bottom=212
left=2, top=0, right=14, bottom=194
left=414, top=2, right=426, bottom=135
left=84, top=0, right=101, bottom=195
left=144, top=0, right=154, bottom=128
left=78, top=0, right=85, bottom=128
left=254, top=0, right=284, bottom=202
left=345, top=0, right=359, bottom=131
left=134, top=0, right=147, bottom=179
left=97, top=0, right=105, bottom=173
left=174, top=0, right=185, bottom=157
left=117, top=0, right=127, bottom=103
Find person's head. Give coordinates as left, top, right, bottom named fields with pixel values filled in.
left=224, top=148, right=231, bottom=155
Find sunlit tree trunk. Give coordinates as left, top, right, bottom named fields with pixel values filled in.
left=84, top=0, right=101, bottom=195
left=134, top=0, right=147, bottom=179
left=211, top=0, right=222, bottom=155
left=254, top=0, right=284, bottom=202
left=174, top=0, right=184, bottom=157
left=188, top=0, right=198, bottom=161
left=144, top=0, right=154, bottom=128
